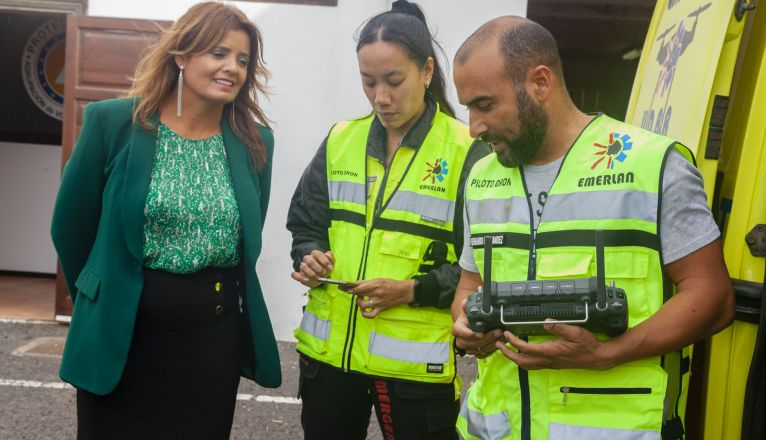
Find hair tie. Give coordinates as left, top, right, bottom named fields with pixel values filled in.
left=391, top=0, right=427, bottom=25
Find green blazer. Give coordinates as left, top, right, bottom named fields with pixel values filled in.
left=51, top=98, right=281, bottom=395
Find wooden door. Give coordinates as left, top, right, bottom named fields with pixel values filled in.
left=55, top=15, right=169, bottom=320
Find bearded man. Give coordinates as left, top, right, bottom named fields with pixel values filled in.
left=450, top=16, right=734, bottom=440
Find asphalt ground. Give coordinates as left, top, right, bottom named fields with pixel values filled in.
left=0, top=320, right=477, bottom=439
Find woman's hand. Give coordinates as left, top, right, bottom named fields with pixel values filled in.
left=346, top=278, right=416, bottom=318
left=291, top=250, right=335, bottom=288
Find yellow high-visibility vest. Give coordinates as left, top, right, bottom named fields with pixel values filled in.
left=459, top=114, right=695, bottom=440
left=295, top=110, right=474, bottom=387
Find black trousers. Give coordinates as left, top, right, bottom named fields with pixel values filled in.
left=77, top=265, right=243, bottom=440
left=298, top=354, right=460, bottom=440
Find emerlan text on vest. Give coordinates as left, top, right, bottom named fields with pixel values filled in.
left=419, top=183, right=446, bottom=193
left=577, top=172, right=634, bottom=187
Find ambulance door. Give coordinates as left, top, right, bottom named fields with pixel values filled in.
left=55, top=16, right=169, bottom=320
left=626, top=1, right=762, bottom=438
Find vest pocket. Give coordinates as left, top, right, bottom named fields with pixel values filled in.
left=379, top=230, right=422, bottom=260
left=459, top=359, right=516, bottom=440
left=559, top=386, right=650, bottom=406
left=537, top=252, right=592, bottom=278
left=603, top=249, right=652, bottom=324
left=296, top=288, right=334, bottom=354
left=537, top=248, right=653, bottom=326
left=365, top=317, right=453, bottom=381
left=536, top=249, right=648, bottom=279
left=373, top=231, right=426, bottom=280
left=547, top=365, right=666, bottom=437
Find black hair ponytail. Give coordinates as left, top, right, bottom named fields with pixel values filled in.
left=391, top=0, right=426, bottom=24
left=357, top=1, right=455, bottom=118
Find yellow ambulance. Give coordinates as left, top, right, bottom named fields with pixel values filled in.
left=626, top=0, right=764, bottom=438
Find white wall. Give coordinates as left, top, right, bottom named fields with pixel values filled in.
left=0, top=142, right=60, bottom=273
left=417, top=0, right=527, bottom=123
left=59, top=0, right=525, bottom=340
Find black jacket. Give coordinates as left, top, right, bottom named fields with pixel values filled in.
left=286, top=99, right=490, bottom=308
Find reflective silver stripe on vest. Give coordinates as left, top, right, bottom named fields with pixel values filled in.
left=299, top=311, right=330, bottom=341
left=328, top=180, right=366, bottom=206
left=466, top=197, right=529, bottom=225
left=387, top=190, right=455, bottom=224
left=459, top=396, right=512, bottom=439
left=368, top=332, right=449, bottom=364
left=543, top=190, right=658, bottom=222
left=549, top=422, right=659, bottom=440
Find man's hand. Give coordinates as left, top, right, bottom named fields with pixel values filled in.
left=346, top=278, right=415, bottom=318
left=291, top=250, right=335, bottom=288
left=451, top=270, right=503, bottom=357
left=452, top=298, right=504, bottom=358
left=495, top=320, right=613, bottom=370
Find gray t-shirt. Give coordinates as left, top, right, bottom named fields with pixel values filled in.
left=459, top=148, right=719, bottom=272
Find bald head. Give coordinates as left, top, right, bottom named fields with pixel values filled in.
left=456, top=16, right=564, bottom=85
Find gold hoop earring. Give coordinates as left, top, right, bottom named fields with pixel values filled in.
left=176, top=66, right=184, bottom=117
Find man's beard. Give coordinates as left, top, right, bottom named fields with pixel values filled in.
left=494, top=89, right=548, bottom=168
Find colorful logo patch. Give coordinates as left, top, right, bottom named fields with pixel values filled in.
left=423, top=158, right=448, bottom=184
left=591, top=132, right=633, bottom=170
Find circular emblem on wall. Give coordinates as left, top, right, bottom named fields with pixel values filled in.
left=21, top=19, right=66, bottom=121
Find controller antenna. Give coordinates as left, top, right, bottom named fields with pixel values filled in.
left=595, top=230, right=607, bottom=310
left=482, top=236, right=493, bottom=314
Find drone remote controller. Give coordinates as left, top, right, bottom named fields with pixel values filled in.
left=466, top=230, right=628, bottom=337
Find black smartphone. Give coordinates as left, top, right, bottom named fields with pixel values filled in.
left=317, top=278, right=358, bottom=289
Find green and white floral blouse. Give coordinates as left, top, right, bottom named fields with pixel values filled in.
left=142, top=123, right=242, bottom=274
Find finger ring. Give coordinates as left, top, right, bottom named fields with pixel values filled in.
left=477, top=346, right=485, bottom=355
left=367, top=299, right=374, bottom=308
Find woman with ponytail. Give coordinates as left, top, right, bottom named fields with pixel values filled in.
left=287, top=1, right=489, bottom=438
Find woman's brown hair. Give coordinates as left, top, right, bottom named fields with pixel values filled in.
left=127, top=1, right=270, bottom=169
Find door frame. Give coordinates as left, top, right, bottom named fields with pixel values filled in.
left=55, top=15, right=170, bottom=322
left=0, top=0, right=86, bottom=15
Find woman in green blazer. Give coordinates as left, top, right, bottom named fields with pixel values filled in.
left=50, top=3, right=280, bottom=439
